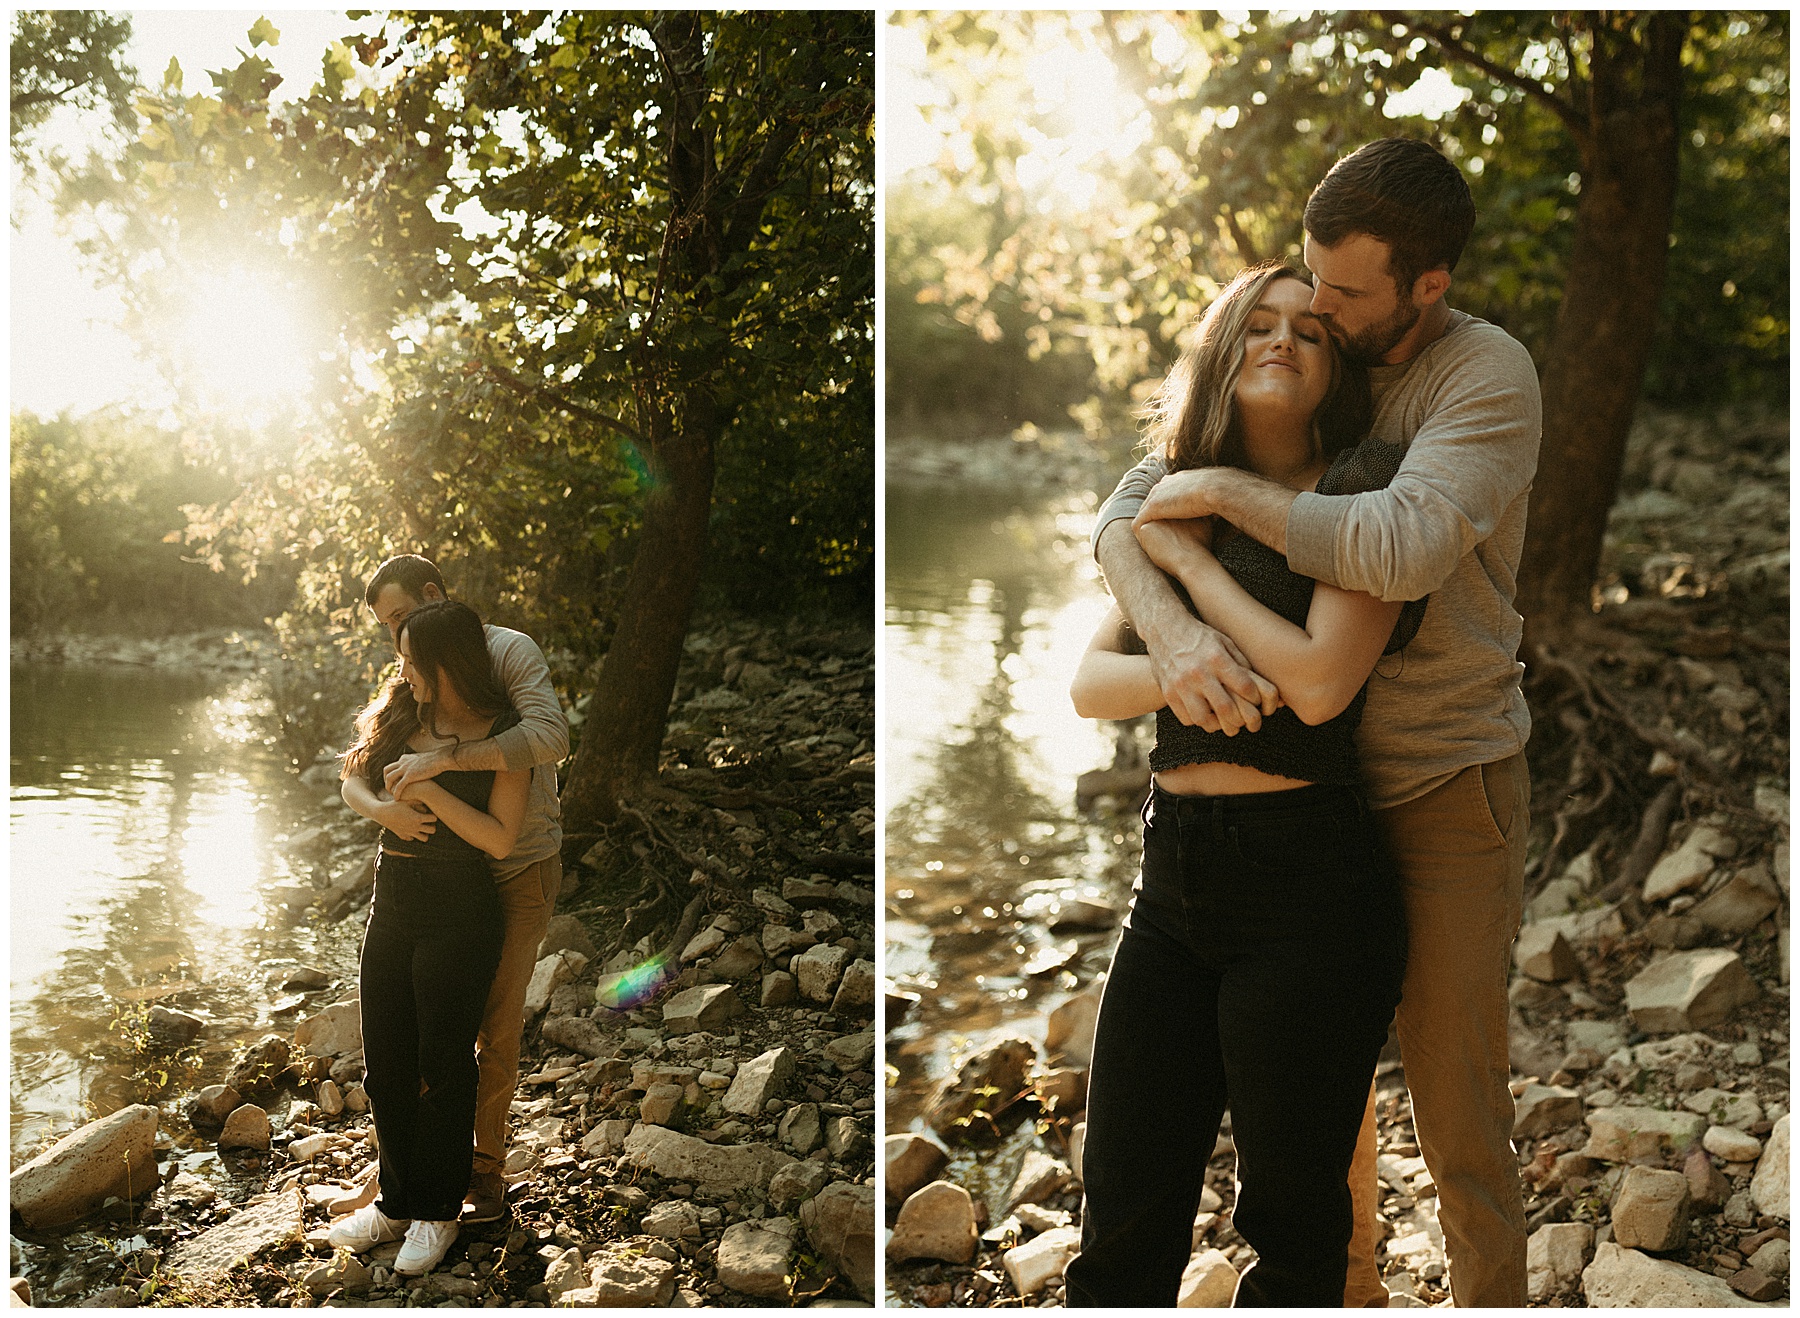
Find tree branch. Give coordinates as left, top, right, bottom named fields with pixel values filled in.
left=481, top=359, right=651, bottom=449
left=1376, top=11, right=1589, bottom=142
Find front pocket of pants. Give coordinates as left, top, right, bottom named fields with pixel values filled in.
left=1226, top=814, right=1350, bottom=876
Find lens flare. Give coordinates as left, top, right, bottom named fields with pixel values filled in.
left=594, top=956, right=672, bottom=1012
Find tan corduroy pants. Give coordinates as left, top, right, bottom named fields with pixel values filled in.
left=471, top=855, right=560, bottom=1178
left=1344, top=752, right=1531, bottom=1308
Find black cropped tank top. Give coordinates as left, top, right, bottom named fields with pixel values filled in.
left=1141, top=440, right=1426, bottom=785
left=378, top=707, right=522, bottom=864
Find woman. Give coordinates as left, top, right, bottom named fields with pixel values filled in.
left=330, top=600, right=530, bottom=1276
left=1065, top=263, right=1421, bottom=1307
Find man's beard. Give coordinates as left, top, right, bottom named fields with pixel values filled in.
left=1324, top=296, right=1422, bottom=365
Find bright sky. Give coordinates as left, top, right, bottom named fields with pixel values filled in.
left=10, top=10, right=383, bottom=419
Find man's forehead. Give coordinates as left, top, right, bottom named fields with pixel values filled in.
left=1305, top=233, right=1394, bottom=285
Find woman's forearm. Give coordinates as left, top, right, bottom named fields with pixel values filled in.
left=412, top=779, right=524, bottom=860
left=1071, top=651, right=1165, bottom=721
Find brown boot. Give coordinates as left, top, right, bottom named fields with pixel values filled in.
left=462, top=1170, right=506, bottom=1224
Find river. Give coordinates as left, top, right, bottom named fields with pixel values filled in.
left=9, top=660, right=364, bottom=1172
left=885, top=465, right=1148, bottom=1147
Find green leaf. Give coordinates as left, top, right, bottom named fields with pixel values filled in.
left=163, top=57, right=183, bottom=94
left=248, top=16, right=280, bottom=48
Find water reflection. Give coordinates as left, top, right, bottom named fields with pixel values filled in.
left=885, top=478, right=1145, bottom=1129
left=10, top=664, right=362, bottom=1161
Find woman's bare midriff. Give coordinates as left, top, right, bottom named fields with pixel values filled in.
left=1154, top=761, right=1315, bottom=795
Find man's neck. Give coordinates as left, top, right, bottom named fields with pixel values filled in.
left=1380, top=300, right=1454, bottom=367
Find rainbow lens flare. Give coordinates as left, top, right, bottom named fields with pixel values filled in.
left=594, top=956, right=672, bottom=1012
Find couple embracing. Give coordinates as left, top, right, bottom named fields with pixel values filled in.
left=324, top=555, right=570, bottom=1277
left=1069, top=139, right=1542, bottom=1306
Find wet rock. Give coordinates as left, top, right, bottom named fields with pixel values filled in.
left=227, top=1034, right=294, bottom=1094
left=11, top=1104, right=159, bottom=1229
left=539, top=914, right=597, bottom=961
left=1751, top=1114, right=1788, bottom=1218
left=716, top=1218, right=797, bottom=1299
left=888, top=1181, right=977, bottom=1264
left=781, top=1103, right=823, bottom=1156
left=795, top=945, right=851, bottom=1003
left=219, top=1104, right=272, bottom=1151
left=540, top=1014, right=610, bottom=1058
left=166, top=1170, right=217, bottom=1207
left=768, top=1159, right=832, bottom=1211
left=761, top=971, right=798, bottom=1007
left=1584, top=1106, right=1706, bottom=1162
left=799, top=1181, right=876, bottom=1302
left=187, top=1084, right=242, bottom=1126
left=828, top=958, right=876, bottom=1016
left=723, top=1047, right=795, bottom=1116
left=293, top=1001, right=363, bottom=1058
left=885, top=1132, right=951, bottom=1205
left=1693, top=867, right=1783, bottom=936
left=1612, top=1166, right=1691, bottom=1252
left=709, top=937, right=765, bottom=981
left=1178, top=1247, right=1238, bottom=1306
left=1515, top=926, right=1580, bottom=983
left=1685, top=1088, right=1765, bottom=1131
left=822, top=1029, right=875, bottom=1073
left=1009, top=1149, right=1071, bottom=1211
left=1625, top=949, right=1760, bottom=1033
left=166, top=1189, right=304, bottom=1281
left=1046, top=980, right=1104, bottom=1066
left=1049, top=896, right=1119, bottom=932
left=622, top=1125, right=793, bottom=1193
left=928, top=1037, right=1035, bottom=1139
left=1644, top=824, right=1732, bottom=903
left=1528, top=1222, right=1593, bottom=1300
left=1514, top=1084, right=1585, bottom=1138
left=147, top=1005, right=206, bottom=1047
left=1002, top=1224, right=1080, bottom=1297
left=661, top=984, right=744, bottom=1035
left=283, top=965, right=333, bottom=992
left=78, top=1285, right=138, bottom=1307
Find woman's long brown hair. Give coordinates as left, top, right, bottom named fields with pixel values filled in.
left=340, top=600, right=507, bottom=790
left=1141, top=261, right=1372, bottom=474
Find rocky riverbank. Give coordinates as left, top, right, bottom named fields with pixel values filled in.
left=884, top=407, right=1789, bottom=1307
left=887, top=428, right=1130, bottom=491
left=10, top=611, right=877, bottom=1307
left=9, top=629, right=262, bottom=673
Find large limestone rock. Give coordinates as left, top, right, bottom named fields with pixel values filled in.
left=1751, top=1114, right=1789, bottom=1218
left=559, top=1250, right=678, bottom=1306
left=709, top=936, right=765, bottom=982
left=186, top=1083, right=241, bottom=1127
left=1611, top=1166, right=1691, bottom=1252
left=540, top=1013, right=610, bottom=1059
left=660, top=984, right=744, bottom=1035
left=885, top=1132, right=950, bottom=1205
left=1513, top=1083, right=1584, bottom=1138
left=1705, top=1125, right=1765, bottom=1163
left=716, top=1219, right=797, bottom=1300
left=166, top=1189, right=304, bottom=1280
left=1582, top=1242, right=1768, bottom=1306
left=1681, top=1087, right=1764, bottom=1131
left=821, top=1029, right=875, bottom=1073
left=1528, top=1222, right=1594, bottom=1300
left=292, top=1001, right=363, bottom=1058
left=1515, top=926, right=1580, bottom=982
left=800, top=1181, right=876, bottom=1302
left=1584, top=1106, right=1706, bottom=1162
left=794, top=944, right=851, bottom=1003
left=1002, top=1225, right=1080, bottom=1296
left=1643, top=824, right=1732, bottom=903
left=887, top=1181, right=978, bottom=1264
left=226, top=1034, right=293, bottom=1094
left=622, top=1125, right=793, bottom=1193
left=219, top=1103, right=272, bottom=1151
left=1624, top=949, right=1760, bottom=1033
left=829, top=958, right=876, bottom=1016
left=11, top=1104, right=159, bottom=1229
left=1177, top=1248, right=1238, bottom=1307
left=928, top=1037, right=1035, bottom=1139
left=525, top=950, right=587, bottom=1019
left=723, top=1047, right=795, bottom=1116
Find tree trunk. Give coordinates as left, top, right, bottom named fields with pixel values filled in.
left=560, top=395, right=718, bottom=831
left=1516, top=14, right=1687, bottom=638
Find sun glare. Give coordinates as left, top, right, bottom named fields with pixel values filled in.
left=169, top=266, right=322, bottom=412
left=1014, top=43, right=1150, bottom=211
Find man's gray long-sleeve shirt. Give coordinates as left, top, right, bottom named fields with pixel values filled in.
left=1093, top=309, right=1542, bottom=810
left=484, top=623, right=568, bottom=878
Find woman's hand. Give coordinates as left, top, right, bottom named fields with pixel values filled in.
left=1135, top=516, right=1215, bottom=577
left=376, top=796, right=438, bottom=843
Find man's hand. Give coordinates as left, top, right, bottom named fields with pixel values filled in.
left=385, top=750, right=453, bottom=798
left=376, top=797, right=438, bottom=843
left=1145, top=611, right=1281, bottom=734
left=1134, top=468, right=1219, bottom=526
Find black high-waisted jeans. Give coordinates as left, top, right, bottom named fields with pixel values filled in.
left=1066, top=782, right=1408, bottom=1308
left=360, top=849, right=505, bottom=1222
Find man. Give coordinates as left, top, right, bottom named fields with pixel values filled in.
left=342, top=553, right=570, bottom=1224
left=1093, top=138, right=1541, bottom=1306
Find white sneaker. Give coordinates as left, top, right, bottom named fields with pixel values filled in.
left=394, top=1219, right=459, bottom=1276
left=326, top=1202, right=409, bottom=1252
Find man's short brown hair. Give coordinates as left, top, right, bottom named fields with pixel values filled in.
left=365, top=554, right=447, bottom=608
left=1304, top=138, right=1475, bottom=294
